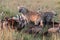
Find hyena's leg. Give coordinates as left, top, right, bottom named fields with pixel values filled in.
left=40, top=20, right=43, bottom=27
left=34, top=19, right=40, bottom=25
left=35, top=21, right=39, bottom=25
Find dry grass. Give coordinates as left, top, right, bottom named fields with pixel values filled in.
left=0, top=21, right=60, bottom=40
left=1, top=0, right=60, bottom=11
left=0, top=0, right=60, bottom=40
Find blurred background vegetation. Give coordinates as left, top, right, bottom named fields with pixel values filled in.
left=0, top=0, right=60, bottom=21
left=0, top=0, right=60, bottom=40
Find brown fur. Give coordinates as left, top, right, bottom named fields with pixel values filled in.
left=22, top=10, right=43, bottom=27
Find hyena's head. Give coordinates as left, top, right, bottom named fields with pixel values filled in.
left=19, top=7, right=29, bottom=14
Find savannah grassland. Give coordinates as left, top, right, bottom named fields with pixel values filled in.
left=0, top=0, right=60, bottom=40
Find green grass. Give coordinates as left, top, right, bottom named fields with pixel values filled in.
left=0, top=0, right=60, bottom=40
left=0, top=0, right=60, bottom=20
